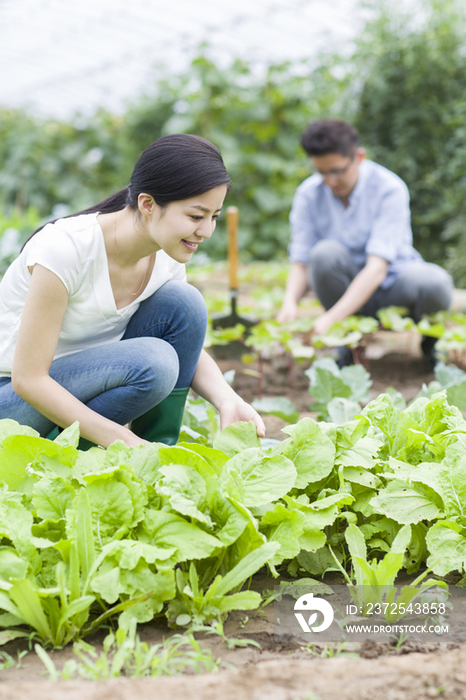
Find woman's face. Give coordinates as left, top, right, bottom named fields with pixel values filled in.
left=148, top=185, right=227, bottom=262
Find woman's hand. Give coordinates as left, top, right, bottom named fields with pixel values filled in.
left=217, top=398, right=266, bottom=437
left=191, top=350, right=266, bottom=438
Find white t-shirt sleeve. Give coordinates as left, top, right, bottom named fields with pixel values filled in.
left=25, top=224, right=82, bottom=295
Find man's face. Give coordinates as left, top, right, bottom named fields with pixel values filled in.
left=310, top=148, right=365, bottom=199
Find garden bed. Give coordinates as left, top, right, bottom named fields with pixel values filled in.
left=217, top=331, right=434, bottom=441
left=0, top=266, right=465, bottom=699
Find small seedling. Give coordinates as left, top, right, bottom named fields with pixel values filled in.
left=300, top=641, right=358, bottom=658
left=36, top=619, right=222, bottom=680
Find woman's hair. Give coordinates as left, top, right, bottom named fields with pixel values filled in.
left=25, top=134, right=231, bottom=243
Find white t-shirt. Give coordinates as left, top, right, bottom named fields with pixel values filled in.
left=0, top=213, right=187, bottom=377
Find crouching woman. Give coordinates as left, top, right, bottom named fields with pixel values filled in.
left=0, top=134, right=265, bottom=447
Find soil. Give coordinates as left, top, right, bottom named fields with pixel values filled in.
left=1, top=282, right=465, bottom=699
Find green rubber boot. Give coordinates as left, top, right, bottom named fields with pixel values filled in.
left=130, top=387, right=189, bottom=445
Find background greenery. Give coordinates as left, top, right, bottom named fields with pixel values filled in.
left=1, top=0, right=465, bottom=281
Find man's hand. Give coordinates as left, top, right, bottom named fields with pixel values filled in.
left=310, top=255, right=389, bottom=335
left=277, top=263, right=309, bottom=324
left=312, top=311, right=337, bottom=336
left=277, top=298, right=299, bottom=323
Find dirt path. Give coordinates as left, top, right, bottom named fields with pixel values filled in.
left=2, top=647, right=466, bottom=700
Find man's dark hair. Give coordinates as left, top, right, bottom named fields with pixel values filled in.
left=300, top=119, right=360, bottom=157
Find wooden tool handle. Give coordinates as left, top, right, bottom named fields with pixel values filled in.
left=227, top=206, right=239, bottom=290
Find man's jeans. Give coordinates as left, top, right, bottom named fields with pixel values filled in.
left=308, top=240, right=454, bottom=321
left=0, top=280, right=207, bottom=436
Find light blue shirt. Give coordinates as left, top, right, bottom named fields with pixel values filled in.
left=288, top=159, right=422, bottom=289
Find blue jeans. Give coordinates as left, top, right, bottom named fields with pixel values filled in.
left=0, top=281, right=207, bottom=436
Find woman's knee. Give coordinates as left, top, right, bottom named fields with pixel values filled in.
left=163, top=281, right=208, bottom=327
left=125, top=337, right=179, bottom=399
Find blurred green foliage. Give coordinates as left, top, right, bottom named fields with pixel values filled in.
left=121, top=55, right=347, bottom=260
left=352, top=0, right=466, bottom=282
left=0, top=0, right=465, bottom=280
left=0, top=208, right=42, bottom=274
left=0, top=110, right=124, bottom=214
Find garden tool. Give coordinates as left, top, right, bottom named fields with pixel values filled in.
left=211, top=206, right=256, bottom=358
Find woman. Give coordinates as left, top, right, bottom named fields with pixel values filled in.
left=0, top=134, right=265, bottom=448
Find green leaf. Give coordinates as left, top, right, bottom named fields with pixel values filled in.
left=0, top=629, right=30, bottom=645
left=276, top=578, right=334, bottom=601
left=297, top=546, right=344, bottom=576
left=8, top=579, right=52, bottom=642
left=124, top=444, right=163, bottom=484
left=156, top=464, right=211, bottom=526
left=217, top=590, right=262, bottom=613
left=361, top=393, right=402, bottom=449
left=251, top=397, right=299, bottom=423
left=209, top=493, right=250, bottom=546
left=56, top=595, right=95, bottom=634
left=85, top=479, right=135, bottom=539
left=371, top=525, right=412, bottom=585
left=345, top=524, right=368, bottom=587
left=215, top=542, right=279, bottom=597
left=0, top=419, right=39, bottom=444
left=260, top=503, right=306, bottom=565
left=91, top=552, right=175, bottom=619
left=391, top=455, right=466, bottom=519
left=71, top=489, right=95, bottom=588
left=0, top=548, right=28, bottom=583
left=341, top=466, right=382, bottom=489
left=298, top=529, right=327, bottom=552
left=281, top=418, right=335, bottom=488
left=370, top=480, right=442, bottom=524
left=336, top=436, right=382, bottom=470
left=213, top=421, right=261, bottom=456
left=53, top=422, right=80, bottom=448
left=377, top=306, right=415, bottom=331
left=306, top=358, right=352, bottom=411
left=220, top=448, right=296, bottom=506
left=177, top=443, right=230, bottom=476
left=32, top=477, right=76, bottom=522
left=139, top=511, right=222, bottom=563
left=0, top=495, right=37, bottom=566
left=426, top=521, right=466, bottom=576
left=340, top=364, right=372, bottom=403
left=283, top=495, right=347, bottom=530
left=327, top=398, right=362, bottom=424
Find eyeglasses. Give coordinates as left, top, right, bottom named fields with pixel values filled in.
left=314, top=157, right=355, bottom=180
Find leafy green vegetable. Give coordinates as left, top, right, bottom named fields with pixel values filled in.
left=305, top=358, right=372, bottom=419
left=0, top=377, right=464, bottom=646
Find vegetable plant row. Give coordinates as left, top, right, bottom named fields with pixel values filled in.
left=206, top=307, right=466, bottom=369
left=0, top=379, right=464, bottom=648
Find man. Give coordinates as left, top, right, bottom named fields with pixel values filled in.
left=277, top=118, right=454, bottom=368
